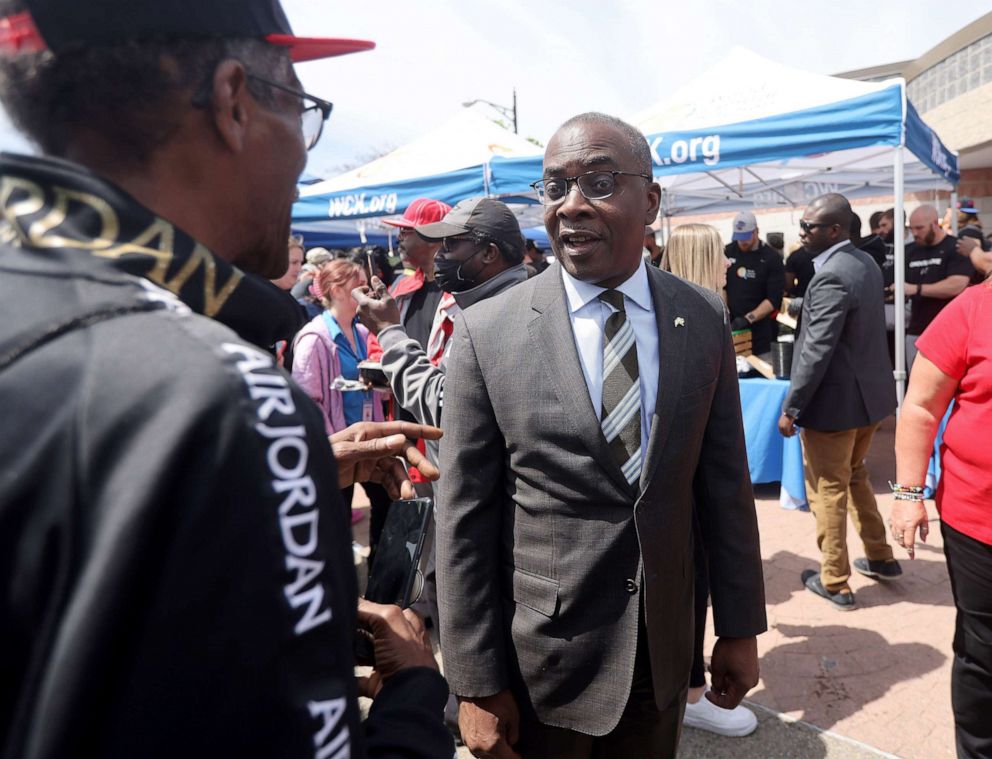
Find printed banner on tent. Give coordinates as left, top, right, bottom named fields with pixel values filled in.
left=644, top=87, right=905, bottom=176
left=488, top=84, right=958, bottom=196
left=293, top=164, right=487, bottom=221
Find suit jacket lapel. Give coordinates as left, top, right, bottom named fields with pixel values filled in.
left=640, top=268, right=688, bottom=490
left=528, top=266, right=635, bottom=497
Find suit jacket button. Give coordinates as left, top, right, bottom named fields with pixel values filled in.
left=625, top=578, right=639, bottom=594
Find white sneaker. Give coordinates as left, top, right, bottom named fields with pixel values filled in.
left=682, top=691, right=758, bottom=737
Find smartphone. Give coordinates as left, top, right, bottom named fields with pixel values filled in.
left=355, top=497, right=434, bottom=664
left=365, top=249, right=376, bottom=284
left=364, top=497, right=433, bottom=607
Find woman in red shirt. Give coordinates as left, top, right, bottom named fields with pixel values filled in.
left=894, top=280, right=992, bottom=758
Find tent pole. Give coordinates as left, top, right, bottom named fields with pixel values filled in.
left=893, top=146, right=906, bottom=409
left=658, top=188, right=672, bottom=246
left=950, top=189, right=958, bottom=235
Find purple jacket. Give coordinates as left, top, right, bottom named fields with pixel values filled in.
left=291, top=314, right=385, bottom=435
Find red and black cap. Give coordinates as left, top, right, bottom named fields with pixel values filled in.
left=0, top=0, right=374, bottom=61
left=415, top=197, right=524, bottom=246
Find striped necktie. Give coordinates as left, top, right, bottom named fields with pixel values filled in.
left=598, top=289, right=641, bottom=486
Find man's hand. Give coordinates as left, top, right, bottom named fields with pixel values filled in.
left=730, top=316, right=750, bottom=331
left=778, top=412, right=796, bottom=437
left=956, top=236, right=980, bottom=257
left=459, top=690, right=522, bottom=759
left=355, top=600, right=438, bottom=699
left=890, top=499, right=930, bottom=560
left=330, top=421, right=442, bottom=500
left=353, top=276, right=402, bottom=335
left=707, top=636, right=759, bottom=710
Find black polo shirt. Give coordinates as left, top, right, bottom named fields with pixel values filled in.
left=905, top=233, right=975, bottom=334
left=724, top=240, right=785, bottom=354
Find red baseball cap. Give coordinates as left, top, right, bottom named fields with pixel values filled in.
left=0, top=0, right=374, bottom=62
left=382, top=198, right=453, bottom=229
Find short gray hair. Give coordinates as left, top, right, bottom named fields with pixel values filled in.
left=556, top=112, right=653, bottom=176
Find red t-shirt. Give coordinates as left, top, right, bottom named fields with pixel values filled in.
left=916, top=283, right=992, bottom=545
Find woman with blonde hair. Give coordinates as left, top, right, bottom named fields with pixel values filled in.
left=664, top=223, right=755, bottom=737
left=661, top=223, right=730, bottom=298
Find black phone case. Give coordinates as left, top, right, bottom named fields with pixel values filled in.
left=355, top=497, right=434, bottom=665
left=364, top=496, right=433, bottom=608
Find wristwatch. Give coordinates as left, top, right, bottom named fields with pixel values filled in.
left=917, top=283, right=923, bottom=297
left=745, top=312, right=756, bottom=324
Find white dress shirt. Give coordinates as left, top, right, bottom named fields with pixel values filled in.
left=812, top=240, right=848, bottom=272
left=560, top=260, right=659, bottom=460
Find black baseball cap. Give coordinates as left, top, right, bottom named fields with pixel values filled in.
left=0, top=0, right=374, bottom=61
left=958, top=198, right=979, bottom=214
left=415, top=197, right=524, bottom=246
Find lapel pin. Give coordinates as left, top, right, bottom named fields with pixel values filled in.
left=674, top=317, right=685, bottom=327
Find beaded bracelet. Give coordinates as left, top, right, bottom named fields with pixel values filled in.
left=889, top=481, right=925, bottom=495
left=893, top=491, right=926, bottom=502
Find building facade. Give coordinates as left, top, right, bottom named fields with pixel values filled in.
left=840, top=12, right=992, bottom=227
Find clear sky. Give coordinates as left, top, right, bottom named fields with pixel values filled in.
left=2, top=0, right=990, bottom=176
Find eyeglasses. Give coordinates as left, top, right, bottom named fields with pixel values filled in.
left=246, top=73, right=333, bottom=151
left=440, top=236, right=477, bottom=253
left=530, top=170, right=652, bottom=206
left=799, top=220, right=835, bottom=233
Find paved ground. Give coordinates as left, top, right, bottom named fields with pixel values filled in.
left=354, top=415, right=957, bottom=757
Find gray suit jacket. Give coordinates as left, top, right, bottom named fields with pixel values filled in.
left=783, top=243, right=897, bottom=430
left=436, top=263, right=766, bottom=735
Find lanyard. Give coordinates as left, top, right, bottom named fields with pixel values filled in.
left=322, top=312, right=367, bottom=362
left=324, top=313, right=371, bottom=407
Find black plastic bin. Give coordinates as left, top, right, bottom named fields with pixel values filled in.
left=771, top=341, right=793, bottom=379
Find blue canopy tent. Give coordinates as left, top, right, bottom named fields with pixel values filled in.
left=290, top=220, right=394, bottom=250
left=486, top=49, right=959, bottom=402
left=292, top=106, right=543, bottom=249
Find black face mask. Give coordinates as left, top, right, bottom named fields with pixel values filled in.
left=434, top=246, right=486, bottom=292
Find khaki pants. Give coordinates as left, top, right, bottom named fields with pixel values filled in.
left=801, top=424, right=893, bottom=592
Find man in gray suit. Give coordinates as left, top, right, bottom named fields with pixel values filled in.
left=436, top=113, right=766, bottom=758
left=779, top=194, right=900, bottom=612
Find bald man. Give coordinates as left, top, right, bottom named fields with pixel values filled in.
left=893, top=205, right=974, bottom=371
left=781, top=193, right=898, bottom=610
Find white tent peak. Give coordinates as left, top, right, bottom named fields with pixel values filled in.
left=301, top=106, right=538, bottom=197
left=630, top=47, right=900, bottom=134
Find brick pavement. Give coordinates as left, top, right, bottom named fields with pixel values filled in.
left=354, top=415, right=958, bottom=757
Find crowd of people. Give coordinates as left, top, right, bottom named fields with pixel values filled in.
left=0, top=1, right=989, bottom=758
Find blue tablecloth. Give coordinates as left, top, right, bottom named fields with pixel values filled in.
left=739, top=378, right=808, bottom=509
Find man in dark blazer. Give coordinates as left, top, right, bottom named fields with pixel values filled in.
left=779, top=194, right=900, bottom=611
left=436, top=113, right=767, bottom=758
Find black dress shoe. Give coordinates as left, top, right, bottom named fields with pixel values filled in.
left=801, top=569, right=856, bottom=610
left=853, top=557, right=903, bottom=581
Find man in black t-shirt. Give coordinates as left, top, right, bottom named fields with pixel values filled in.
left=724, top=210, right=785, bottom=356
left=894, top=204, right=974, bottom=370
